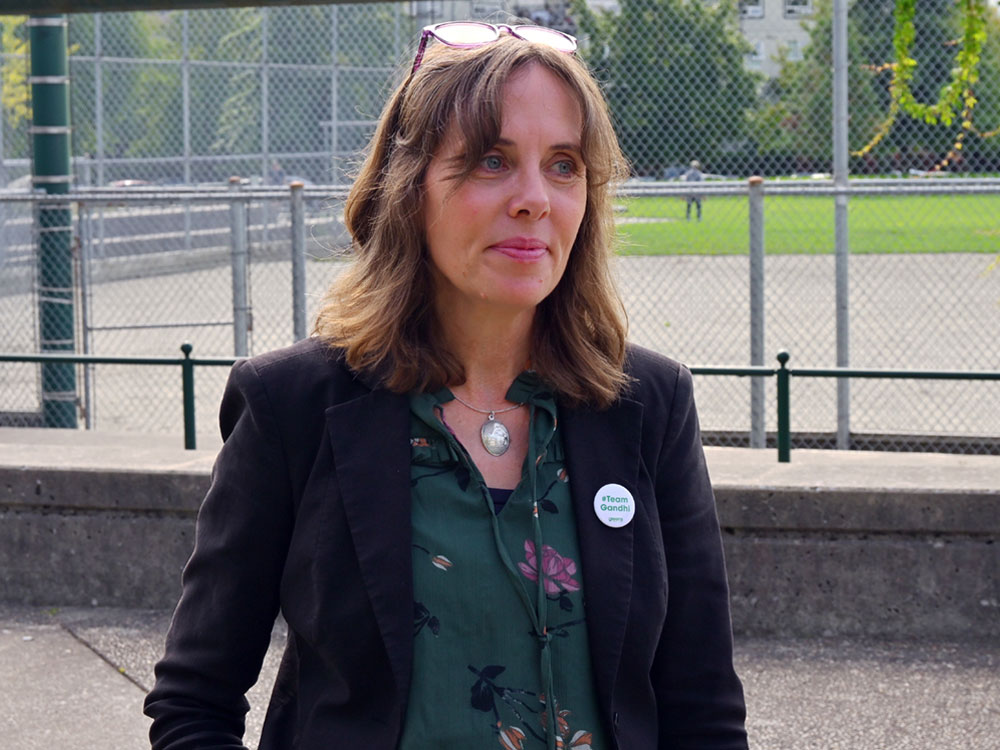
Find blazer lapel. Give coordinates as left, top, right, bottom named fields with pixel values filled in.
left=561, top=397, right=644, bottom=714
left=326, top=388, right=414, bottom=702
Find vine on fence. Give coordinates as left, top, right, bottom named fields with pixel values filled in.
left=0, top=17, right=31, bottom=126
left=853, top=0, right=995, bottom=170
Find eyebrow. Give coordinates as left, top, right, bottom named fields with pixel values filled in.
left=494, top=137, right=582, bottom=153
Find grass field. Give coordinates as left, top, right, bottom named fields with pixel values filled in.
left=616, top=194, right=1000, bottom=255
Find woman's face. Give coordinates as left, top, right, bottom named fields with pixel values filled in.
left=422, top=63, right=587, bottom=320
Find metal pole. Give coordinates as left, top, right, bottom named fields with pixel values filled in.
left=94, top=14, right=106, bottom=258
left=79, top=203, right=94, bottom=429
left=94, top=14, right=104, bottom=186
left=229, top=176, right=249, bottom=357
left=182, top=11, right=192, bottom=251
left=290, top=181, right=307, bottom=341
left=182, top=11, right=191, bottom=185
left=748, top=175, right=766, bottom=448
left=80, top=113, right=93, bottom=427
left=260, top=9, right=271, bottom=256
left=833, top=0, right=851, bottom=449
left=181, top=342, right=196, bottom=450
left=393, top=4, right=400, bottom=55
left=261, top=7, right=270, bottom=182
left=776, top=350, right=791, bottom=463
left=330, top=6, right=339, bottom=184
left=30, top=14, right=77, bottom=428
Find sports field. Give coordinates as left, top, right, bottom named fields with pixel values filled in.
left=616, top=194, right=1000, bottom=256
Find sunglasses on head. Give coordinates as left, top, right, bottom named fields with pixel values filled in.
left=411, top=21, right=578, bottom=74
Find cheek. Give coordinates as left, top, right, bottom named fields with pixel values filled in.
left=560, top=192, right=587, bottom=245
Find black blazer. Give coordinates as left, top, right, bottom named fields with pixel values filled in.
left=145, top=337, right=747, bottom=749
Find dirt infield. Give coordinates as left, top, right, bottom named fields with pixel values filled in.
left=2, top=252, right=997, bottom=443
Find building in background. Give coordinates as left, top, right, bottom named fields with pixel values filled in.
left=738, top=0, right=814, bottom=77
left=513, top=0, right=815, bottom=78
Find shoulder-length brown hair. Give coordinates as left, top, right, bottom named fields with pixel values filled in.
left=315, top=33, right=630, bottom=408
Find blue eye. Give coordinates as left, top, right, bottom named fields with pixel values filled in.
left=552, top=157, right=582, bottom=178
left=482, top=154, right=504, bottom=171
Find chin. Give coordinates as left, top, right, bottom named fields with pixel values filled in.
left=491, top=283, right=558, bottom=310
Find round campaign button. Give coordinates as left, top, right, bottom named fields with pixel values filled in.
left=593, top=483, right=635, bottom=528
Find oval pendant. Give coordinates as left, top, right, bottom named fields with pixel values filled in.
left=480, top=417, right=510, bottom=457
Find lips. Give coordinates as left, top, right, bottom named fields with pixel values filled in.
left=489, top=237, right=549, bottom=262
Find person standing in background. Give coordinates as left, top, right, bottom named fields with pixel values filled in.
left=685, top=159, right=703, bottom=221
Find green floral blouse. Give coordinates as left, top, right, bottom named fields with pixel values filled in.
left=399, top=372, right=609, bottom=750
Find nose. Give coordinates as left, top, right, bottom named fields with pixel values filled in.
left=508, top=167, right=550, bottom=220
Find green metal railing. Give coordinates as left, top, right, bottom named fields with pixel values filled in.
left=691, top=352, right=1000, bottom=461
left=2, top=346, right=999, bottom=459
left=0, top=344, right=237, bottom=450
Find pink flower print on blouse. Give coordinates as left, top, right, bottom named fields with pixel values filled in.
left=518, top=540, right=581, bottom=597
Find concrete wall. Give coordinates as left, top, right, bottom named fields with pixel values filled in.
left=719, top=489, right=998, bottom=638
left=1, top=430, right=997, bottom=639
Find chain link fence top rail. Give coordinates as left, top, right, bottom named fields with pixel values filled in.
left=2, top=2, right=999, bottom=449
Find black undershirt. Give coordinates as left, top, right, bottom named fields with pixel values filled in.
left=488, top=487, right=514, bottom=515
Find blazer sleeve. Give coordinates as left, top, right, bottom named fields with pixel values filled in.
left=650, top=364, right=748, bottom=749
left=144, top=358, right=295, bottom=750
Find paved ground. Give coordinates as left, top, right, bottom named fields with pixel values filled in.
left=2, top=603, right=997, bottom=750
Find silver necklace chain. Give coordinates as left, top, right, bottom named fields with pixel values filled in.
left=450, top=393, right=525, bottom=419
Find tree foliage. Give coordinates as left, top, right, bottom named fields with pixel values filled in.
left=208, top=5, right=407, bottom=180
left=749, top=0, right=885, bottom=173
left=212, top=8, right=264, bottom=156
left=66, top=13, right=170, bottom=165
left=1, top=16, right=30, bottom=131
left=5, top=3, right=997, bottom=181
left=572, top=0, right=760, bottom=176
left=2, top=7, right=407, bottom=183
left=753, top=0, right=1000, bottom=173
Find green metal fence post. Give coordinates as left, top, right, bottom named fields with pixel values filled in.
left=181, top=343, right=196, bottom=450
left=29, top=14, right=76, bottom=428
left=776, top=350, right=791, bottom=462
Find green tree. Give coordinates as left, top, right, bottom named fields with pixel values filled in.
left=1, top=15, right=30, bottom=138
left=128, top=16, right=185, bottom=162
left=573, top=0, right=760, bottom=176
left=212, top=4, right=409, bottom=182
left=749, top=0, right=884, bottom=174
left=210, top=8, right=263, bottom=158
left=68, top=12, right=184, bottom=181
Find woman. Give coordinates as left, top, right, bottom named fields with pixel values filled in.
left=145, top=22, right=747, bottom=750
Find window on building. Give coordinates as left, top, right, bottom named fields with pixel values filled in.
left=740, top=0, right=764, bottom=19
left=786, top=39, right=803, bottom=61
left=746, top=40, right=765, bottom=68
left=784, top=0, right=813, bottom=17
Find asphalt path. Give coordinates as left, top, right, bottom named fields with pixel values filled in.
left=2, top=605, right=997, bottom=750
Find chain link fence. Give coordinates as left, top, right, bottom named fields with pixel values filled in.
left=2, top=1, right=999, bottom=450
left=617, top=180, right=1000, bottom=451
left=0, top=185, right=349, bottom=440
